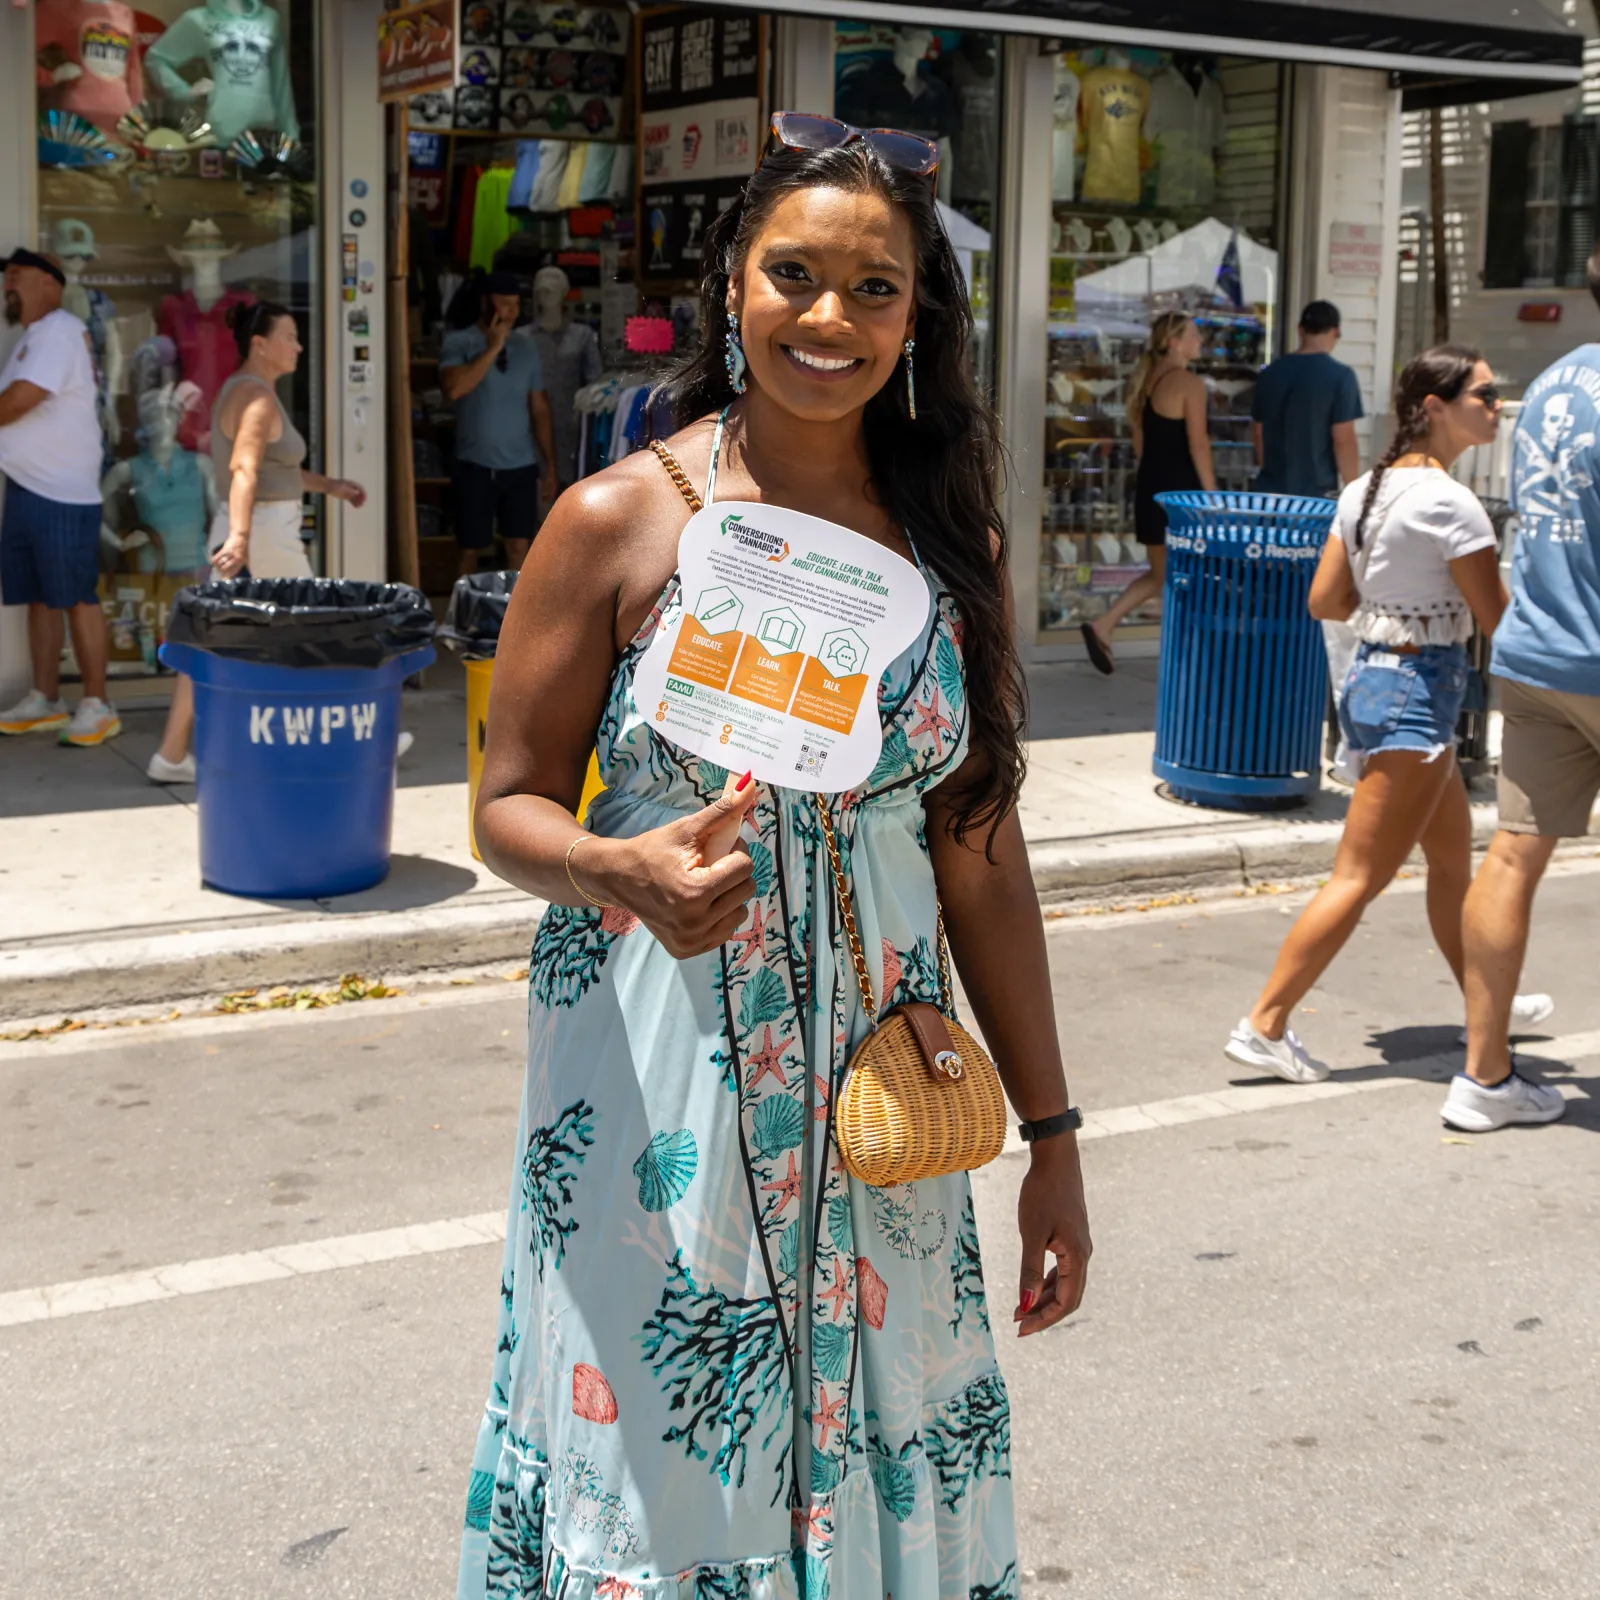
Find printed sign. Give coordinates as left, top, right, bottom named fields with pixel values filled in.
left=638, top=7, right=761, bottom=284
left=632, top=502, right=929, bottom=792
left=1328, top=221, right=1383, bottom=281
left=378, top=0, right=458, bottom=103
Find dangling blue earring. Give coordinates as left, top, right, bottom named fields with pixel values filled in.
left=725, top=311, right=747, bottom=396
left=903, top=338, right=917, bottom=421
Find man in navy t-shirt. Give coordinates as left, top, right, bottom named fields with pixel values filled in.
left=1451, top=258, right=1600, bottom=1134
left=1251, top=301, right=1364, bottom=498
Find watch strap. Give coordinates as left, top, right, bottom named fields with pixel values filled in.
left=1018, top=1107, right=1083, bottom=1142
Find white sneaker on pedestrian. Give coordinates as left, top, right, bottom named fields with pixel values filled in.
left=0, top=689, right=69, bottom=735
left=147, top=750, right=196, bottom=784
left=1440, top=1067, right=1566, bottom=1133
left=58, top=697, right=122, bottom=747
left=397, top=730, right=415, bottom=759
left=1224, top=1018, right=1330, bottom=1083
left=1456, top=993, right=1555, bottom=1045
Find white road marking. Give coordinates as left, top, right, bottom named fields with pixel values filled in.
left=3, top=1034, right=1593, bottom=1332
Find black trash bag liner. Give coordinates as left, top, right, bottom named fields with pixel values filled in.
left=167, top=578, right=435, bottom=669
left=437, top=569, right=517, bottom=658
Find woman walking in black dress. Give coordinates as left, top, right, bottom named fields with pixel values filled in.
left=1083, top=310, right=1215, bottom=674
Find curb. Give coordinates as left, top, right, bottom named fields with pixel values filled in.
left=4, top=811, right=1595, bottom=1022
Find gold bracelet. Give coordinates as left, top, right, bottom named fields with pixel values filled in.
left=565, top=835, right=614, bottom=909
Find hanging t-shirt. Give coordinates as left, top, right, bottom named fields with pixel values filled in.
left=1079, top=64, right=1149, bottom=206
left=0, top=308, right=102, bottom=504
left=526, top=320, right=601, bottom=483
left=1051, top=63, right=1081, bottom=203
left=506, top=143, right=541, bottom=212
left=557, top=143, right=589, bottom=211
left=146, top=0, right=300, bottom=147
left=35, top=0, right=144, bottom=134
left=158, top=289, right=254, bottom=452
left=525, top=140, right=569, bottom=213
left=1145, top=66, right=1224, bottom=211
left=469, top=165, right=517, bottom=270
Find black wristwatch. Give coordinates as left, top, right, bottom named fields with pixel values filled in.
left=1018, top=1108, right=1083, bottom=1143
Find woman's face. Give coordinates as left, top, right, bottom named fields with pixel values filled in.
left=1434, top=358, right=1501, bottom=449
left=1171, top=319, right=1202, bottom=363
left=731, top=184, right=917, bottom=424
left=253, top=313, right=302, bottom=377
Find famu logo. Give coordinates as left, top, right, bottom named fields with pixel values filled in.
left=81, top=19, right=133, bottom=79
left=720, top=513, right=789, bottom=562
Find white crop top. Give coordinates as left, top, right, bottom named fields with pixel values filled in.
left=1332, top=467, right=1496, bottom=646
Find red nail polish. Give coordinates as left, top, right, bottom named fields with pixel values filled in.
left=1018, top=1290, right=1036, bottom=1315
left=735, top=770, right=753, bottom=792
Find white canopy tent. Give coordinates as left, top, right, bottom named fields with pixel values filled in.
left=1072, top=217, right=1279, bottom=318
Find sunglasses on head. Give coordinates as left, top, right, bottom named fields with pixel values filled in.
left=764, top=112, right=940, bottom=179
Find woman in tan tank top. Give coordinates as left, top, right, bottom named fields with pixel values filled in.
left=148, top=303, right=367, bottom=781
left=207, top=302, right=366, bottom=579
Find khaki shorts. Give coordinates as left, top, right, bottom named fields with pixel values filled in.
left=1497, top=675, right=1600, bottom=837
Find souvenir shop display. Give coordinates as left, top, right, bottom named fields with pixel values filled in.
left=1039, top=48, right=1281, bottom=639
left=33, top=0, right=322, bottom=672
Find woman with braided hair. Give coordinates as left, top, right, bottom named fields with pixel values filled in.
left=1225, top=345, right=1554, bottom=1088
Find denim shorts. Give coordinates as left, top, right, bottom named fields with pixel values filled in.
left=1338, top=641, right=1468, bottom=765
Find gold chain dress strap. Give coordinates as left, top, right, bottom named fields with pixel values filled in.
left=650, top=440, right=704, bottom=513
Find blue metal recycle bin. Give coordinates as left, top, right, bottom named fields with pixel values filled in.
left=161, top=578, right=436, bottom=898
left=1152, top=491, right=1336, bottom=811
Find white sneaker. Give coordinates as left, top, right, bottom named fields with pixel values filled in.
left=397, top=731, right=415, bottom=759
left=1456, top=993, right=1555, bottom=1045
left=147, top=750, right=196, bottom=784
left=0, top=689, right=69, bottom=735
left=1224, top=1017, right=1331, bottom=1083
left=58, top=697, right=122, bottom=747
left=1440, top=1067, right=1566, bottom=1133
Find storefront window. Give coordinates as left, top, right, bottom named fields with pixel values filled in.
left=832, top=23, right=1001, bottom=393
left=1039, top=49, right=1282, bottom=637
left=35, top=0, right=319, bottom=673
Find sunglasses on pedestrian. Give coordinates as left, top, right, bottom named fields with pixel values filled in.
left=764, top=111, right=940, bottom=179
left=1468, top=382, right=1501, bottom=408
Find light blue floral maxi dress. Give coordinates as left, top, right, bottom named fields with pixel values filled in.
left=458, top=438, right=1017, bottom=1600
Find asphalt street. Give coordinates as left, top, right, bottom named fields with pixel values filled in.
left=3, top=862, right=1597, bottom=1598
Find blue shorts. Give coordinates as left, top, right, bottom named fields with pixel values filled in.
left=0, top=481, right=102, bottom=609
left=1339, top=641, right=1468, bottom=766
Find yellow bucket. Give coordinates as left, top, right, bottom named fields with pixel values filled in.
left=465, top=657, right=604, bottom=860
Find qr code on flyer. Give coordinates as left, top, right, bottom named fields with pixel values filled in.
left=795, top=743, right=828, bottom=777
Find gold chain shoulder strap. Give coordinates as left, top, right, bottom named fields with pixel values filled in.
left=651, top=439, right=704, bottom=513
left=816, top=797, right=954, bottom=1028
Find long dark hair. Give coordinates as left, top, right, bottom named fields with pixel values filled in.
left=1353, top=344, right=1481, bottom=549
left=656, top=141, right=1024, bottom=849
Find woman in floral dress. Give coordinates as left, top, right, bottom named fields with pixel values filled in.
left=461, top=123, right=1092, bottom=1599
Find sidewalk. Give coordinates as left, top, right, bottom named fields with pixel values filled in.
left=0, top=653, right=1584, bottom=1019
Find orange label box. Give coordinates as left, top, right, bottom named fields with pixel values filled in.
left=666, top=614, right=743, bottom=692
left=727, top=637, right=805, bottom=712
left=791, top=658, right=869, bottom=733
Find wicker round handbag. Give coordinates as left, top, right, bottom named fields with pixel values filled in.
left=818, top=799, right=1007, bottom=1187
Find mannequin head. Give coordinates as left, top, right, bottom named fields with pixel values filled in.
left=166, top=219, right=237, bottom=311
left=136, top=383, right=187, bottom=461
left=533, top=266, right=570, bottom=331
left=893, top=28, right=936, bottom=87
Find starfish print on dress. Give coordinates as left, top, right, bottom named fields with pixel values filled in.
left=908, top=687, right=956, bottom=743
left=727, top=899, right=770, bottom=967
left=761, top=1150, right=803, bottom=1208
left=815, top=1384, right=846, bottom=1448
left=744, top=1025, right=791, bottom=1090
left=818, top=1254, right=852, bottom=1322
left=813, top=1073, right=831, bottom=1122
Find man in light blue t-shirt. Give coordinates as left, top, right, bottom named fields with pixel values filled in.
left=440, top=271, right=557, bottom=574
left=1455, top=262, right=1600, bottom=1133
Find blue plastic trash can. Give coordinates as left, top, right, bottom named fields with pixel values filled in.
left=1152, top=491, right=1336, bottom=810
left=160, top=578, right=435, bottom=898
